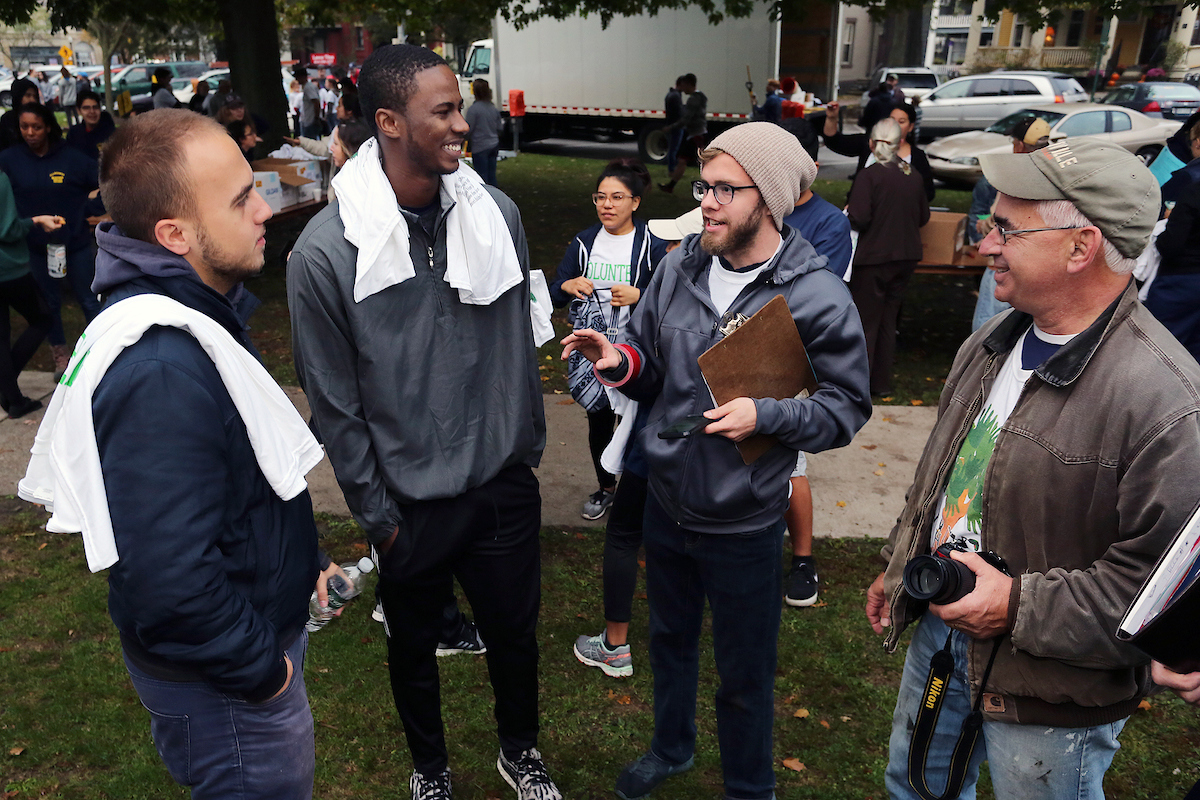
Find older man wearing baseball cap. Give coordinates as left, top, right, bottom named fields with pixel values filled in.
left=866, top=138, right=1200, bottom=800
left=564, top=121, right=871, bottom=800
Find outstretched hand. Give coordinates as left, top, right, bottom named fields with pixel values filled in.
left=561, top=328, right=621, bottom=371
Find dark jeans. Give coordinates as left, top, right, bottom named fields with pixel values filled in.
left=643, top=494, right=785, bottom=800
left=474, top=146, right=499, bottom=186
left=0, top=273, right=51, bottom=403
left=28, top=245, right=101, bottom=346
left=849, top=259, right=917, bottom=395
left=665, top=127, right=686, bottom=173
left=603, top=471, right=648, bottom=623
left=124, top=631, right=314, bottom=800
left=376, top=464, right=542, bottom=775
left=1145, top=273, right=1200, bottom=366
left=588, top=406, right=617, bottom=489
left=300, top=122, right=322, bottom=139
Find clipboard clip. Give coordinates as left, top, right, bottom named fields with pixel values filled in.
left=716, top=312, right=749, bottom=338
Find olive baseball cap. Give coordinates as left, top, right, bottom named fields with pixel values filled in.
left=979, top=137, right=1160, bottom=259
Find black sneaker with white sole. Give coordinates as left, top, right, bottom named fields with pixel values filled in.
left=496, top=747, right=562, bottom=800
left=436, top=619, right=487, bottom=656
left=785, top=556, right=819, bottom=607
left=410, top=768, right=453, bottom=800
left=581, top=488, right=616, bottom=520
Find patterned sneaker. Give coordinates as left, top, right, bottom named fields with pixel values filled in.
left=785, top=557, right=819, bottom=607
left=410, top=768, right=453, bottom=800
left=496, top=747, right=562, bottom=800
left=581, top=488, right=616, bottom=520
left=614, top=750, right=694, bottom=800
left=436, top=619, right=487, bottom=656
left=573, top=632, right=633, bottom=677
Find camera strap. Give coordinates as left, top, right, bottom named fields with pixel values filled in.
left=907, top=631, right=1003, bottom=800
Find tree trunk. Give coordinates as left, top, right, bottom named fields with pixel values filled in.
left=216, top=0, right=289, bottom=153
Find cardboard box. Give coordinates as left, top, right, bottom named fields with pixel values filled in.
left=251, top=158, right=317, bottom=210
left=253, top=171, right=284, bottom=214
left=920, top=211, right=968, bottom=265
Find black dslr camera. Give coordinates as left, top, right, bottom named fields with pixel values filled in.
left=902, top=542, right=1009, bottom=605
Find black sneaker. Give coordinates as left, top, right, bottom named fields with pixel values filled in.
left=410, top=768, right=453, bottom=800
left=581, top=488, right=616, bottom=520
left=436, top=619, right=487, bottom=656
left=785, top=556, right=819, bottom=607
left=7, top=396, right=41, bottom=419
left=496, top=747, right=562, bottom=800
left=615, top=750, right=694, bottom=800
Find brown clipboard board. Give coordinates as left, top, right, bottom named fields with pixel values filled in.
left=697, top=295, right=818, bottom=465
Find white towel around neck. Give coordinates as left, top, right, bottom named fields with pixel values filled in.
left=332, top=137, right=524, bottom=304
left=18, top=294, right=325, bottom=573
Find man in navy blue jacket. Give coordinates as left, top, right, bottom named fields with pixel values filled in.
left=91, top=109, right=330, bottom=799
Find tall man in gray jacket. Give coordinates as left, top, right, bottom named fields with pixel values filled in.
left=286, top=45, right=559, bottom=800
left=565, top=122, right=871, bottom=800
left=865, top=139, right=1200, bottom=799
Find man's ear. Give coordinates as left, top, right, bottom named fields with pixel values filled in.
left=375, top=108, right=404, bottom=141
left=1065, top=226, right=1102, bottom=275
left=154, top=218, right=191, bottom=257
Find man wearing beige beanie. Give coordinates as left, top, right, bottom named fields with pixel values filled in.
left=563, top=121, right=871, bottom=800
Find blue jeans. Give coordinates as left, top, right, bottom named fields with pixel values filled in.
left=125, top=631, right=315, bottom=800
left=474, top=145, right=499, bottom=186
left=665, top=127, right=686, bottom=173
left=971, top=269, right=1011, bottom=333
left=28, top=245, right=101, bottom=346
left=885, top=614, right=1126, bottom=800
left=643, top=495, right=784, bottom=800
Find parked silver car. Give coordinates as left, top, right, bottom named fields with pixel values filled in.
left=916, top=71, right=1087, bottom=140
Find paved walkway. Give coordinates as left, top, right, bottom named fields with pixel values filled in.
left=0, top=373, right=938, bottom=539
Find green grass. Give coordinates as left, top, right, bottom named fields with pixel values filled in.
left=1, top=503, right=1197, bottom=798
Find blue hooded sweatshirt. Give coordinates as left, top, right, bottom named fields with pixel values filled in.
left=91, top=222, right=320, bottom=702
left=0, top=140, right=101, bottom=252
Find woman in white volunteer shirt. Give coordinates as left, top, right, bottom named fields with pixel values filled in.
left=550, top=159, right=669, bottom=520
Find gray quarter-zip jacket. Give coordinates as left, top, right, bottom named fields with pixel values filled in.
left=286, top=185, right=546, bottom=545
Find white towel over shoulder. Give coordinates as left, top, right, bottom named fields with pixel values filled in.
left=18, top=294, right=324, bottom=573
left=332, top=137, right=523, bottom=304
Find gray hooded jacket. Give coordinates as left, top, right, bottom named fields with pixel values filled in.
left=607, top=226, right=871, bottom=534
left=286, top=186, right=546, bottom=545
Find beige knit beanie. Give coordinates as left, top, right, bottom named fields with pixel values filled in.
left=707, top=122, right=817, bottom=230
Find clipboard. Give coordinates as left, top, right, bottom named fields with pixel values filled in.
left=697, top=295, right=818, bottom=465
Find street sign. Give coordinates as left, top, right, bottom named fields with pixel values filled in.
left=58, top=45, right=73, bottom=65
left=311, top=53, right=336, bottom=67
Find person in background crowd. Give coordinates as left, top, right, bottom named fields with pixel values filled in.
left=663, top=76, right=686, bottom=178
left=822, top=100, right=934, bottom=201
left=65, top=91, right=116, bottom=161
left=751, top=78, right=782, bottom=124
left=206, top=78, right=232, bottom=118
left=0, top=171, right=60, bottom=417
left=188, top=79, right=210, bottom=114
left=1, top=79, right=40, bottom=150
left=152, top=67, right=177, bottom=110
left=227, top=118, right=261, bottom=161
left=35, top=72, right=54, bottom=110
left=322, top=76, right=340, bottom=134
left=464, top=78, right=502, bottom=187
left=550, top=158, right=667, bottom=523
left=57, top=66, right=79, bottom=126
left=295, top=67, right=321, bottom=139
left=217, top=95, right=270, bottom=138
left=845, top=117, right=930, bottom=397
left=657, top=73, right=707, bottom=194
left=282, top=86, right=363, bottom=159
left=0, top=102, right=102, bottom=379
left=288, top=78, right=303, bottom=136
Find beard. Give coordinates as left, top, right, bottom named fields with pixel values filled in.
left=700, top=200, right=768, bottom=257
left=196, top=221, right=264, bottom=288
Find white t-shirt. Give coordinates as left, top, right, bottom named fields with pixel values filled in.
left=706, top=236, right=783, bottom=317
left=929, top=325, right=1075, bottom=552
left=584, top=228, right=635, bottom=339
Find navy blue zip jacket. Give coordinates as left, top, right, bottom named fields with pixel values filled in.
left=0, top=140, right=101, bottom=252
left=91, top=222, right=320, bottom=702
left=549, top=218, right=668, bottom=308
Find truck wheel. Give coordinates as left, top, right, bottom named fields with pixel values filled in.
left=638, top=124, right=670, bottom=164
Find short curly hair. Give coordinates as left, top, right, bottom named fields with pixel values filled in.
left=358, top=44, right=448, bottom=134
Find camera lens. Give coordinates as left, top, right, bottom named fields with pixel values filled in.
left=903, top=554, right=975, bottom=605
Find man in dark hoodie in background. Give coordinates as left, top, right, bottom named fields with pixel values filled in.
left=564, top=122, right=871, bottom=800
left=87, top=109, right=333, bottom=798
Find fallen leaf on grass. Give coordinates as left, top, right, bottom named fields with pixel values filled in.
left=819, top=719, right=831, bottom=729
left=910, top=399, right=924, bottom=406
left=781, top=757, right=806, bottom=772
left=861, top=444, right=877, bottom=450
left=873, top=470, right=884, bottom=476
left=793, top=708, right=810, bottom=719
left=9, top=746, right=24, bottom=755
left=553, top=389, right=563, bottom=395
left=574, top=533, right=587, bottom=540
left=878, top=462, right=886, bottom=467
left=1138, top=699, right=1152, bottom=711
left=37, top=542, right=47, bottom=550
left=836, top=501, right=847, bottom=507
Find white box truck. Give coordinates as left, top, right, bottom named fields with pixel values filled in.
left=458, top=7, right=807, bottom=162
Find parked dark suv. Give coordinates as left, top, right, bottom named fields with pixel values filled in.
left=1102, top=82, right=1200, bottom=121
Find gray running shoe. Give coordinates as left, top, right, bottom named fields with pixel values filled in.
left=614, top=750, right=694, bottom=800
left=581, top=488, right=616, bottom=520
left=436, top=619, right=487, bottom=656
left=785, top=557, right=819, bottom=607
left=573, top=632, right=633, bottom=677
left=496, top=747, right=562, bottom=800
left=410, top=768, right=453, bottom=800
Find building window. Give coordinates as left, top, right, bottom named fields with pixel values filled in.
left=1193, top=20, right=1200, bottom=45
left=1066, top=9, right=1085, bottom=47
left=1012, top=16, right=1025, bottom=47
left=842, top=19, right=856, bottom=66
left=356, top=26, right=364, bottom=49
left=980, top=30, right=994, bottom=47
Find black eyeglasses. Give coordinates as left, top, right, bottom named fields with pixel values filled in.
left=993, top=223, right=1086, bottom=245
left=692, top=180, right=758, bottom=205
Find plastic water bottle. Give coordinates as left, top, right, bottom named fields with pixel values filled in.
left=305, top=556, right=375, bottom=632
